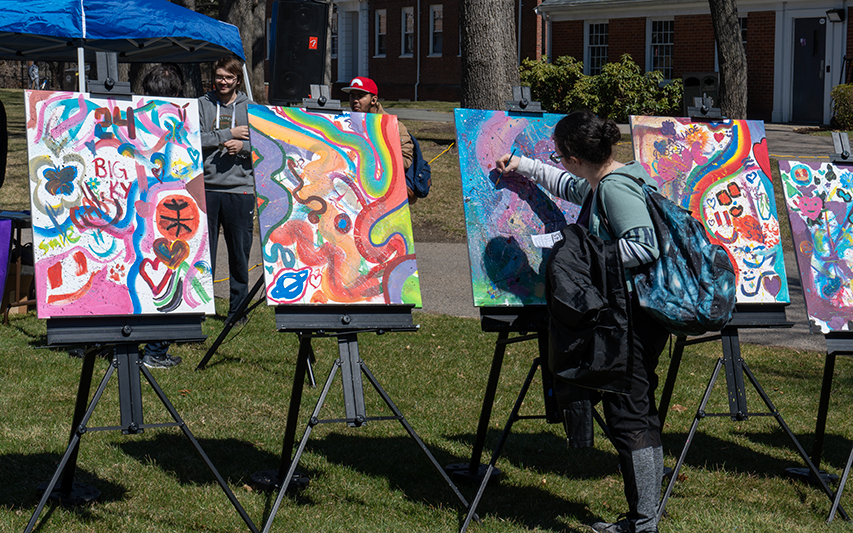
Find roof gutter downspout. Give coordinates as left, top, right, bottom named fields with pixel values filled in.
left=517, top=0, right=522, bottom=65
left=415, top=0, right=421, bottom=101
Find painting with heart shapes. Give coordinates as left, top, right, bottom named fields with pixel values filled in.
left=25, top=90, right=214, bottom=318
left=248, top=106, right=421, bottom=307
left=779, top=160, right=853, bottom=333
left=630, top=116, right=789, bottom=304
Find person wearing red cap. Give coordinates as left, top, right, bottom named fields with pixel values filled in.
left=342, top=76, right=418, bottom=203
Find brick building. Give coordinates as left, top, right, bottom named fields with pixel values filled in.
left=537, top=0, right=853, bottom=124
left=327, top=0, right=548, bottom=101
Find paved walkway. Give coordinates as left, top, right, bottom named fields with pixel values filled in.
left=207, top=113, right=837, bottom=352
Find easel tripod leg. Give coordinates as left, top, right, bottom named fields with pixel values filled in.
left=657, top=336, right=685, bottom=428
left=829, top=444, right=853, bottom=522
left=358, top=362, right=473, bottom=515
left=445, top=331, right=509, bottom=482
left=196, top=276, right=265, bottom=370
left=140, top=364, right=260, bottom=533
left=657, top=356, right=724, bottom=523
left=741, top=362, right=848, bottom=521
left=459, top=356, right=541, bottom=533
left=25, top=353, right=118, bottom=533
left=262, top=356, right=342, bottom=533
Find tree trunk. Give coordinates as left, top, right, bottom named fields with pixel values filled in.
left=324, top=1, right=333, bottom=87
left=221, top=0, right=267, bottom=104
left=460, top=0, right=519, bottom=110
left=708, top=0, right=747, bottom=119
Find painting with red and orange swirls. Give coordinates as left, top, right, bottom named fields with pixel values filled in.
left=248, top=105, right=421, bottom=307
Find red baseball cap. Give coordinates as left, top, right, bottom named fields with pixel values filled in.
left=341, top=76, right=378, bottom=96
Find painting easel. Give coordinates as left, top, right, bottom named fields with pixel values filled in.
left=24, top=315, right=260, bottom=533
left=256, top=306, right=475, bottom=533
left=782, top=139, right=853, bottom=522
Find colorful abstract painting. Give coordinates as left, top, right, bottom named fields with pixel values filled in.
left=26, top=90, right=214, bottom=318
left=631, top=116, right=788, bottom=304
left=456, top=108, right=580, bottom=307
left=248, top=106, right=421, bottom=306
left=779, top=160, right=853, bottom=333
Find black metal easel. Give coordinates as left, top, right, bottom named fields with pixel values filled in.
left=256, top=305, right=475, bottom=533
left=24, top=315, right=259, bottom=533
left=655, top=305, right=847, bottom=521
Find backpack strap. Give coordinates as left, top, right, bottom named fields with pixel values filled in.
left=595, top=171, right=647, bottom=238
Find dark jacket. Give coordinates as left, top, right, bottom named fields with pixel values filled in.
left=546, top=223, right=633, bottom=395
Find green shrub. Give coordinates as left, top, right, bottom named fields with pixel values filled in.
left=519, top=54, right=683, bottom=122
left=831, top=83, right=853, bottom=130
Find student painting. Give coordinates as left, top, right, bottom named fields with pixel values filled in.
left=198, top=56, right=256, bottom=324
left=496, top=110, right=670, bottom=533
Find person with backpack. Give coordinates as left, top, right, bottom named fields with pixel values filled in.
left=342, top=76, right=430, bottom=203
left=496, top=109, right=670, bottom=533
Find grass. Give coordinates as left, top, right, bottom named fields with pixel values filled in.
left=0, top=88, right=843, bottom=532
left=1, top=309, right=853, bottom=532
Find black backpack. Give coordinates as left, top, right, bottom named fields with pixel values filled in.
left=405, top=135, right=431, bottom=198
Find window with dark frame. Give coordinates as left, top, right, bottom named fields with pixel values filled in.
left=376, top=9, right=387, bottom=56
left=587, top=22, right=609, bottom=75
left=402, top=7, right=414, bottom=56
left=430, top=5, right=443, bottom=55
left=331, top=5, right=338, bottom=58
left=650, top=19, right=674, bottom=79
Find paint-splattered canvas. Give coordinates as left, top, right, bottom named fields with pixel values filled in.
left=456, top=108, right=580, bottom=307
left=26, top=90, right=214, bottom=318
left=779, top=160, right=853, bottom=333
left=631, top=116, right=788, bottom=304
left=248, top=106, right=421, bottom=306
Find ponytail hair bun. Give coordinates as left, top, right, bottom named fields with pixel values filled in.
left=553, top=109, right=621, bottom=166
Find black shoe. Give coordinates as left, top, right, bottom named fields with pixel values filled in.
left=142, top=353, right=182, bottom=369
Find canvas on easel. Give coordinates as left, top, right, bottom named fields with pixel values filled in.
left=455, top=108, right=579, bottom=307
left=779, top=160, right=853, bottom=333
left=248, top=105, right=421, bottom=307
left=630, top=116, right=789, bottom=305
left=25, top=90, right=214, bottom=318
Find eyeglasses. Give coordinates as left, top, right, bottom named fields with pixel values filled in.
left=549, top=151, right=566, bottom=164
left=215, top=74, right=238, bottom=82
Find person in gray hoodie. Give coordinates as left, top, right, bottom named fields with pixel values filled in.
left=198, top=55, right=256, bottom=324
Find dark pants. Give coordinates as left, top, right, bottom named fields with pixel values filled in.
left=601, top=295, right=671, bottom=532
left=205, top=190, right=254, bottom=320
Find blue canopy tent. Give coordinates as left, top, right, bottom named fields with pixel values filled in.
left=0, top=0, right=248, bottom=95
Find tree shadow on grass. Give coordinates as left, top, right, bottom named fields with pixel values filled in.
left=307, top=431, right=597, bottom=532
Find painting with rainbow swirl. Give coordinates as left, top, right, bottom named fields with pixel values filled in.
left=456, top=108, right=580, bottom=307
left=248, top=106, right=421, bottom=307
left=779, top=161, right=853, bottom=333
left=630, top=116, right=789, bottom=304
left=25, top=90, right=214, bottom=318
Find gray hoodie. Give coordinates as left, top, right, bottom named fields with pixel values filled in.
left=198, top=90, right=255, bottom=194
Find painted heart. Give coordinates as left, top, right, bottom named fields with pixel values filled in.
left=152, top=238, right=190, bottom=269
left=714, top=132, right=725, bottom=143
left=763, top=275, right=782, bottom=297
left=140, top=258, right=170, bottom=295
left=653, top=140, right=667, bottom=155
left=752, top=139, right=772, bottom=179
left=797, top=195, right=823, bottom=221
left=730, top=205, right=744, bottom=217
left=309, top=269, right=322, bottom=289
left=135, top=200, right=152, bottom=218
left=822, top=276, right=843, bottom=298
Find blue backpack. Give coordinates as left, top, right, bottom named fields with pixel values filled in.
left=405, top=135, right=431, bottom=198
left=599, top=173, right=736, bottom=337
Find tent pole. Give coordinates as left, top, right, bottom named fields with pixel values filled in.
left=77, top=47, right=86, bottom=93
left=242, top=64, right=253, bottom=101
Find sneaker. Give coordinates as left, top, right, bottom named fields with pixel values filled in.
left=590, top=519, right=631, bottom=533
left=142, top=353, right=182, bottom=369
left=590, top=519, right=656, bottom=533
